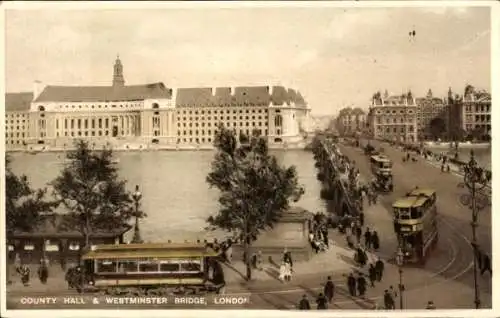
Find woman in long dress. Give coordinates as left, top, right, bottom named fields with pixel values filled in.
left=279, top=262, right=286, bottom=282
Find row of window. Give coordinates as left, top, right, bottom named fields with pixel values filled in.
left=464, top=106, right=491, bottom=113
left=51, top=103, right=145, bottom=110
left=178, top=121, right=268, bottom=129
left=5, top=113, right=28, bottom=118
left=177, top=108, right=271, bottom=115
left=375, top=117, right=416, bottom=124
left=5, top=119, right=27, bottom=124
left=376, top=126, right=415, bottom=133
left=5, top=126, right=28, bottom=132
left=177, top=128, right=271, bottom=137
left=6, top=132, right=26, bottom=138
left=177, top=115, right=268, bottom=122
left=95, top=259, right=202, bottom=274
left=374, top=109, right=415, bottom=115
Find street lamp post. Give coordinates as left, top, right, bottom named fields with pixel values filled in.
left=457, top=150, right=490, bottom=309
left=131, top=185, right=143, bottom=244
left=395, top=246, right=405, bottom=309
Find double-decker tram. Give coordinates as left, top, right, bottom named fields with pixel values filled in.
left=392, top=188, right=438, bottom=265
left=370, top=155, right=392, bottom=175
left=80, top=243, right=223, bottom=295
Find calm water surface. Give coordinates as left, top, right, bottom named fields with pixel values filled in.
left=9, top=150, right=324, bottom=242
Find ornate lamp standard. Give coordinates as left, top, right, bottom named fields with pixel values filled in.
left=131, top=185, right=144, bottom=244
left=457, top=150, right=490, bottom=309
left=395, top=246, right=405, bottom=309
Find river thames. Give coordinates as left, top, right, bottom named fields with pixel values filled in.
left=8, top=147, right=490, bottom=242
left=8, top=150, right=324, bottom=242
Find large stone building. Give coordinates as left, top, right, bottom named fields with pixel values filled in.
left=5, top=57, right=311, bottom=150
left=447, top=85, right=491, bottom=141
left=415, top=89, right=448, bottom=140
left=367, top=90, right=418, bottom=143
left=335, top=107, right=367, bottom=136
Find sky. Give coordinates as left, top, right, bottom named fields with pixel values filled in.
left=4, top=4, right=492, bottom=115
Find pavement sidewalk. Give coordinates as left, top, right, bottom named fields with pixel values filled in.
left=7, top=244, right=356, bottom=295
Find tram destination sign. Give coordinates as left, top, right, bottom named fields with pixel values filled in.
left=8, top=295, right=252, bottom=309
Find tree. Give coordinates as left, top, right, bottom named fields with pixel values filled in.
left=429, top=117, right=446, bottom=140
left=5, top=155, right=55, bottom=233
left=5, top=154, right=55, bottom=283
left=206, top=126, right=304, bottom=280
left=50, top=140, right=137, bottom=254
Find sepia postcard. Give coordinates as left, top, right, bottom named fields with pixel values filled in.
left=1, top=1, right=498, bottom=318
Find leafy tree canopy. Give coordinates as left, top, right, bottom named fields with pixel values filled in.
left=50, top=140, right=136, bottom=245
left=429, top=117, right=446, bottom=140
left=206, top=126, right=304, bottom=274
left=5, top=155, right=56, bottom=233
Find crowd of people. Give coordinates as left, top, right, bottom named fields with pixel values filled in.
left=12, top=254, right=50, bottom=287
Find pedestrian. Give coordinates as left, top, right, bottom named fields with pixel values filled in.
left=375, top=257, right=384, bottom=282
left=355, top=247, right=364, bottom=266
left=368, top=264, right=377, bottom=287
left=355, top=226, right=362, bottom=243
left=364, top=228, right=372, bottom=249
left=283, top=249, right=293, bottom=268
left=298, top=294, right=311, bottom=310
left=357, top=274, right=367, bottom=297
left=322, top=229, right=329, bottom=248
left=358, top=212, right=365, bottom=227
left=371, top=231, right=380, bottom=251
left=21, top=265, right=30, bottom=287
left=383, top=290, right=394, bottom=309
left=225, top=239, right=233, bottom=263
left=256, top=250, right=263, bottom=270
left=346, top=233, right=355, bottom=249
left=38, top=262, right=48, bottom=284
left=389, top=285, right=398, bottom=308
left=279, top=262, right=286, bottom=282
left=324, top=276, right=335, bottom=303
left=285, top=261, right=292, bottom=282
left=426, top=300, right=436, bottom=309
left=251, top=253, right=258, bottom=269
left=347, top=273, right=357, bottom=297
left=481, top=253, right=492, bottom=276
left=316, top=293, right=328, bottom=309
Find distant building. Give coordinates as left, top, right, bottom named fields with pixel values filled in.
left=367, top=90, right=418, bottom=143
left=5, top=92, right=32, bottom=147
left=415, top=89, right=449, bottom=140
left=5, top=57, right=311, bottom=150
left=447, top=86, right=491, bottom=141
left=462, top=85, right=491, bottom=140
left=335, top=107, right=366, bottom=136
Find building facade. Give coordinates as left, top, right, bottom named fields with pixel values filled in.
left=461, top=85, right=491, bottom=140
left=367, top=90, right=418, bottom=143
left=415, top=89, right=448, bottom=140
left=446, top=86, right=491, bottom=141
left=335, top=107, right=366, bottom=136
left=5, top=57, right=311, bottom=150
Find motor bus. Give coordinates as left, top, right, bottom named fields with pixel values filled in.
left=392, top=187, right=438, bottom=265
left=79, top=243, right=223, bottom=295
left=370, top=155, right=392, bottom=176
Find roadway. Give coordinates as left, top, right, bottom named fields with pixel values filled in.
left=336, top=139, right=492, bottom=301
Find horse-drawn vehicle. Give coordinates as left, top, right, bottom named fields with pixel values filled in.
left=66, top=243, right=224, bottom=296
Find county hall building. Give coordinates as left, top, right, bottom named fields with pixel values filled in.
left=5, top=57, right=311, bottom=150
